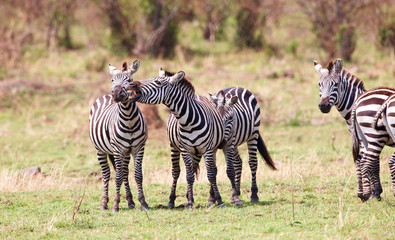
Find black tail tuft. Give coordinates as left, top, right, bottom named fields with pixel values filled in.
left=257, top=134, right=277, bottom=170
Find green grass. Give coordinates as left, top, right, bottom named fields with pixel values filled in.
left=1, top=34, right=395, bottom=239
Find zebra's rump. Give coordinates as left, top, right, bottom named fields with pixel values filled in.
left=354, top=87, right=395, bottom=149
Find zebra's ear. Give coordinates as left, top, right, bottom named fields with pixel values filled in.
left=122, top=61, right=128, bottom=72
left=109, top=64, right=121, bottom=76
left=159, top=67, right=166, bottom=77
left=128, top=60, right=140, bottom=76
left=230, top=96, right=238, bottom=106
left=314, top=60, right=329, bottom=76
left=169, top=71, right=185, bottom=84
left=335, top=59, right=343, bottom=74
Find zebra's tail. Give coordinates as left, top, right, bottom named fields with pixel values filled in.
left=257, top=133, right=277, bottom=170
left=372, top=96, right=391, bottom=129
left=351, top=108, right=360, bottom=163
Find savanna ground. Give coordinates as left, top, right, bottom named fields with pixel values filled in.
left=1, top=13, right=395, bottom=240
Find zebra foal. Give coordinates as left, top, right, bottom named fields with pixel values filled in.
left=129, top=70, right=226, bottom=208
left=89, top=60, right=148, bottom=211
left=314, top=59, right=381, bottom=200
left=209, top=87, right=277, bottom=204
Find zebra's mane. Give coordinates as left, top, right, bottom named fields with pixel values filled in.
left=326, top=61, right=365, bottom=91
left=163, top=69, right=195, bottom=93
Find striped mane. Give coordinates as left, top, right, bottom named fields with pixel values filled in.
left=327, top=61, right=365, bottom=91
left=163, top=69, right=195, bottom=94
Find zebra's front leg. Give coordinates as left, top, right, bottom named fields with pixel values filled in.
left=247, top=139, right=259, bottom=202
left=168, top=146, right=181, bottom=209
left=224, top=145, right=241, bottom=205
left=133, top=147, right=149, bottom=210
left=98, top=151, right=110, bottom=210
left=204, top=149, right=224, bottom=207
left=112, top=152, right=124, bottom=212
left=121, top=155, right=135, bottom=209
left=181, top=151, right=195, bottom=209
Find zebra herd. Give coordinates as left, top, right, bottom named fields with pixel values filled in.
left=89, top=58, right=395, bottom=211
left=89, top=60, right=276, bottom=211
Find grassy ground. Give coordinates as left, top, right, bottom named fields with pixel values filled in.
left=1, top=30, right=395, bottom=239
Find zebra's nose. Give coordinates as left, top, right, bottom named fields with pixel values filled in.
left=112, top=85, right=125, bottom=102
left=318, top=97, right=331, bottom=113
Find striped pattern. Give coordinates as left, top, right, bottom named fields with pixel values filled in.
left=210, top=87, right=276, bottom=204
left=314, top=59, right=382, bottom=200
left=352, top=90, right=395, bottom=199
left=89, top=61, right=148, bottom=211
left=132, top=71, right=226, bottom=208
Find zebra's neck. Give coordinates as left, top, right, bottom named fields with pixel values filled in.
left=117, top=101, right=138, bottom=124
left=166, top=94, right=204, bottom=128
left=335, top=70, right=366, bottom=128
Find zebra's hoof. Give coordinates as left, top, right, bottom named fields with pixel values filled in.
left=186, top=204, right=194, bottom=209
left=167, top=203, right=174, bottom=209
left=207, top=201, right=215, bottom=207
left=235, top=201, right=243, bottom=206
left=100, top=206, right=108, bottom=210
left=141, top=206, right=149, bottom=211
left=218, top=203, right=226, bottom=208
left=128, top=204, right=135, bottom=209
left=111, top=208, right=119, bottom=212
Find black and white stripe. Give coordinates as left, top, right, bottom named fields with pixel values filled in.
left=352, top=88, right=395, bottom=200
left=210, top=87, right=276, bottom=205
left=314, top=59, right=381, bottom=200
left=89, top=60, right=148, bottom=211
left=131, top=71, right=226, bottom=208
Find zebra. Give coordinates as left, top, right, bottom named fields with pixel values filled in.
left=89, top=60, right=148, bottom=211
left=208, top=88, right=277, bottom=205
left=361, top=94, right=395, bottom=197
left=129, top=70, right=226, bottom=209
left=314, top=58, right=381, bottom=200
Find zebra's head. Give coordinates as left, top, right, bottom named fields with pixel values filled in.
left=209, top=90, right=238, bottom=118
left=314, top=59, right=343, bottom=113
left=130, top=69, right=187, bottom=105
left=108, top=60, right=141, bottom=103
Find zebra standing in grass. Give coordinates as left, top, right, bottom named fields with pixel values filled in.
left=89, top=60, right=148, bottom=211
left=314, top=59, right=382, bottom=200
left=129, top=70, right=226, bottom=208
left=352, top=92, right=395, bottom=199
left=209, top=87, right=277, bottom=205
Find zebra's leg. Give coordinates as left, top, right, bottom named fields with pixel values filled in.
left=224, top=145, right=241, bottom=205
left=204, top=149, right=224, bottom=207
left=233, top=147, right=242, bottom=197
left=112, top=152, right=124, bottom=212
left=181, top=151, right=195, bottom=209
left=168, top=146, right=181, bottom=209
left=356, top=147, right=364, bottom=200
left=360, top=148, right=380, bottom=201
left=121, top=155, right=135, bottom=209
left=247, top=138, right=259, bottom=202
left=389, top=152, right=395, bottom=197
left=133, top=146, right=149, bottom=210
left=98, top=151, right=110, bottom=210
left=371, top=156, right=382, bottom=200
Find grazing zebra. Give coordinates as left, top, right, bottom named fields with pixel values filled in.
left=314, top=59, right=382, bottom=200
left=89, top=60, right=148, bottom=211
left=129, top=70, right=226, bottom=208
left=209, top=87, right=277, bottom=205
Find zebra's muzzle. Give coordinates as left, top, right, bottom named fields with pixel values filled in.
left=127, top=89, right=141, bottom=102
left=318, top=97, right=332, bottom=113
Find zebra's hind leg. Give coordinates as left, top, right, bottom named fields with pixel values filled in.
left=168, top=146, right=181, bottom=209
left=389, top=153, right=395, bottom=197
left=120, top=155, right=135, bottom=209
left=371, top=157, right=382, bottom=200
left=98, top=151, right=110, bottom=210
left=360, top=148, right=380, bottom=201
left=247, top=138, right=259, bottom=202
left=133, top=147, right=149, bottom=210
